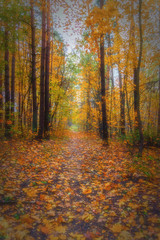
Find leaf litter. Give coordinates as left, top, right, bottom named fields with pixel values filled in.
left=0, top=132, right=160, bottom=239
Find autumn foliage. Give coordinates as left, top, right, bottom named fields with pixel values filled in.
left=0, top=0, right=160, bottom=239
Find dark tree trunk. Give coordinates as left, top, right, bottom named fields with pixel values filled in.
left=4, top=28, right=11, bottom=138
left=134, top=0, right=144, bottom=156
left=100, top=36, right=108, bottom=142
left=38, top=0, right=46, bottom=138
left=124, top=74, right=132, bottom=133
left=119, top=70, right=125, bottom=135
left=0, top=67, right=3, bottom=130
left=30, top=0, right=37, bottom=132
left=157, top=11, right=160, bottom=136
left=100, top=0, right=108, bottom=143
left=18, top=79, right=21, bottom=129
left=44, top=0, right=50, bottom=138
left=11, top=52, right=15, bottom=124
left=157, top=65, right=160, bottom=136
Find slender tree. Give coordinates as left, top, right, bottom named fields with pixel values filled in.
left=158, top=65, right=160, bottom=136
left=44, top=0, right=50, bottom=138
left=134, top=0, right=144, bottom=155
left=157, top=11, right=160, bottom=136
left=30, top=0, right=37, bottom=132
left=119, top=69, right=125, bottom=135
left=99, top=0, right=108, bottom=143
left=38, top=0, right=46, bottom=138
left=0, top=68, right=3, bottom=130
left=11, top=52, right=15, bottom=124
left=4, top=27, right=11, bottom=138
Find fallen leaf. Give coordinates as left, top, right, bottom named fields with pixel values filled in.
left=39, top=225, right=50, bottom=234
left=111, top=222, right=124, bottom=233
left=82, top=188, right=92, bottom=194
left=117, top=231, right=132, bottom=240
left=54, top=225, right=67, bottom=234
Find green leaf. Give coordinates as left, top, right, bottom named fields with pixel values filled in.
left=14, top=213, right=20, bottom=220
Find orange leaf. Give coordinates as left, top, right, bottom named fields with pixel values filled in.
left=40, top=194, right=46, bottom=200
left=82, top=188, right=92, bottom=194
left=57, top=215, right=64, bottom=223
left=39, top=225, right=50, bottom=234
left=104, top=183, right=111, bottom=190
left=6, top=120, right=12, bottom=125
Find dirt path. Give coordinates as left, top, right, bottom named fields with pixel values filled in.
left=0, top=132, right=160, bottom=239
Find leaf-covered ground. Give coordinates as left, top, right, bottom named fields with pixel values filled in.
left=0, top=132, right=160, bottom=240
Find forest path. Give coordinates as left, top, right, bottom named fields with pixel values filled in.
left=0, top=132, right=160, bottom=239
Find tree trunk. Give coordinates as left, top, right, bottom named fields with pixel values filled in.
left=86, top=74, right=91, bottom=132
left=44, top=0, right=50, bottom=138
left=157, top=10, right=160, bottom=136
left=158, top=65, right=160, bottom=136
left=38, top=0, right=46, bottom=138
left=100, top=0, right=108, bottom=143
left=11, top=52, right=15, bottom=124
left=119, top=70, right=125, bottom=135
left=134, top=0, right=144, bottom=156
left=0, top=67, right=3, bottom=130
left=30, top=0, right=37, bottom=132
left=124, top=74, right=132, bottom=133
left=4, top=27, right=11, bottom=138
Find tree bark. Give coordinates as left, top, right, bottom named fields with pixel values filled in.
left=44, top=0, right=50, bottom=138
left=100, top=0, right=108, bottom=143
left=158, top=65, right=160, bottom=136
left=30, top=0, right=37, bottom=132
left=134, top=0, right=144, bottom=156
left=119, top=70, right=125, bottom=135
left=157, top=10, right=160, bottom=136
left=0, top=65, right=3, bottom=130
left=11, top=52, right=15, bottom=124
left=4, top=27, right=11, bottom=138
left=86, top=73, right=91, bottom=131
left=38, top=0, right=46, bottom=138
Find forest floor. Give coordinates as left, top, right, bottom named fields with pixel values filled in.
left=0, top=131, right=160, bottom=240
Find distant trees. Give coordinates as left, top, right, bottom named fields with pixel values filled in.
left=0, top=0, right=72, bottom=139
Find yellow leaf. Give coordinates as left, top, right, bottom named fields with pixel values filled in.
left=14, top=229, right=30, bottom=240
left=128, top=202, right=139, bottom=209
left=0, top=217, right=9, bottom=229
left=54, top=225, right=67, bottom=234
left=117, top=231, right=132, bottom=240
left=82, top=213, right=94, bottom=222
left=47, top=210, right=56, bottom=217
left=111, top=222, right=123, bottom=233
left=134, top=232, right=145, bottom=239
left=48, top=237, right=58, bottom=240
left=69, top=233, right=85, bottom=240
left=23, top=188, right=38, bottom=197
